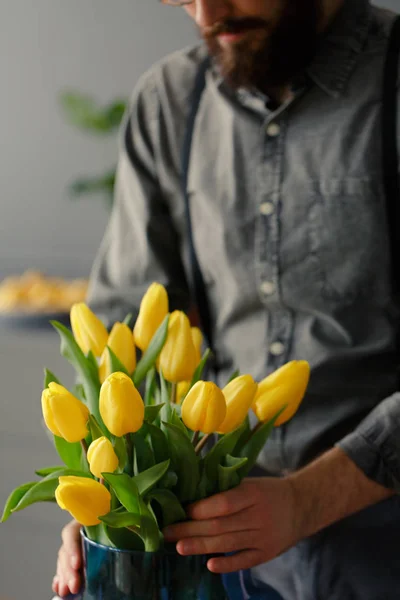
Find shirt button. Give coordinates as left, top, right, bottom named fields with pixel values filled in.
left=260, top=202, right=274, bottom=216
left=270, top=341, right=285, bottom=356
left=266, top=122, right=280, bottom=137
left=260, top=281, right=276, bottom=296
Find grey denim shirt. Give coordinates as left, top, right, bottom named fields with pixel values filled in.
left=88, top=0, right=400, bottom=489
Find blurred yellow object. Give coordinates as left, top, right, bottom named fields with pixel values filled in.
left=0, top=270, right=88, bottom=314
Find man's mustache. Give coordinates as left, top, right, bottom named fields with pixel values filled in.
left=202, top=18, right=270, bottom=39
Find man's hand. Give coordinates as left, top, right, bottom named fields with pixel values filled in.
left=164, top=448, right=394, bottom=574
left=52, top=520, right=82, bottom=597
left=163, top=477, right=299, bottom=574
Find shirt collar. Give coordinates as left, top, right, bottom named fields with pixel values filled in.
left=306, top=0, right=372, bottom=98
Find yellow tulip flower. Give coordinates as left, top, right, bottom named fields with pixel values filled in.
left=41, top=382, right=89, bottom=443
left=218, top=375, right=258, bottom=434
left=181, top=381, right=226, bottom=434
left=99, top=372, right=145, bottom=437
left=191, top=327, right=203, bottom=365
left=175, top=380, right=190, bottom=404
left=55, top=476, right=111, bottom=526
left=87, top=436, right=119, bottom=479
left=159, top=311, right=198, bottom=383
left=133, top=283, right=169, bottom=352
left=99, top=322, right=136, bottom=384
left=252, top=361, right=310, bottom=426
left=70, top=303, right=108, bottom=357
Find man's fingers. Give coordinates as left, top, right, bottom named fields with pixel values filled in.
left=176, top=530, right=255, bottom=556
left=207, top=549, right=264, bottom=574
left=56, top=547, right=82, bottom=597
left=61, top=520, right=82, bottom=569
left=164, top=508, right=257, bottom=541
left=187, top=482, right=257, bottom=520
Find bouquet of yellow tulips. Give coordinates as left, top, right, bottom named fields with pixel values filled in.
left=1, top=283, right=310, bottom=553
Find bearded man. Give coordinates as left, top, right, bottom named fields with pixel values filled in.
left=53, top=1, right=400, bottom=598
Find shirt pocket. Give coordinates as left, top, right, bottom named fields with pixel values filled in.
left=307, top=177, right=388, bottom=305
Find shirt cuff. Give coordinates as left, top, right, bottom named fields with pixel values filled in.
left=336, top=392, right=400, bottom=493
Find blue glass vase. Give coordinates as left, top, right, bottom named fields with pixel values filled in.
left=79, top=532, right=229, bottom=600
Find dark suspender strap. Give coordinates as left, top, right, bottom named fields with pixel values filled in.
left=181, top=56, right=215, bottom=355
left=382, top=16, right=400, bottom=298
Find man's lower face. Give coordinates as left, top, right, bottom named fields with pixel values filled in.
left=203, top=0, right=321, bottom=92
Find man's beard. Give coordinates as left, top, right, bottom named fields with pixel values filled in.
left=203, top=1, right=322, bottom=92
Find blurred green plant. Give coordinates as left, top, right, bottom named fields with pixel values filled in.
left=60, top=91, right=127, bottom=208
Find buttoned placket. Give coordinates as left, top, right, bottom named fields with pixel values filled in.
left=254, top=95, right=299, bottom=374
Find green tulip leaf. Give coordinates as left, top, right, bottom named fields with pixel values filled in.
left=133, top=431, right=155, bottom=474
left=195, top=466, right=210, bottom=501
left=147, top=489, right=186, bottom=527
left=35, top=466, right=65, bottom=477
left=144, top=403, right=165, bottom=424
left=147, top=424, right=169, bottom=464
left=102, top=473, right=140, bottom=513
left=1, top=482, right=37, bottom=523
left=163, top=422, right=200, bottom=503
left=105, top=525, right=144, bottom=551
left=133, top=315, right=169, bottom=387
left=54, top=436, right=83, bottom=471
left=88, top=415, right=106, bottom=442
left=12, top=469, right=91, bottom=513
left=231, top=414, right=251, bottom=456
left=218, top=455, right=248, bottom=493
left=132, top=460, right=170, bottom=496
left=107, top=346, right=130, bottom=377
left=72, top=383, right=86, bottom=402
left=189, top=348, right=212, bottom=388
left=43, top=368, right=61, bottom=388
left=144, top=368, right=157, bottom=407
left=203, top=422, right=247, bottom=493
left=137, top=497, right=161, bottom=552
left=226, top=369, right=240, bottom=385
left=112, top=436, right=128, bottom=472
left=87, top=350, right=101, bottom=383
left=170, top=408, right=190, bottom=438
left=51, top=321, right=102, bottom=424
left=159, top=371, right=172, bottom=430
left=238, top=407, right=286, bottom=477
left=123, top=312, right=133, bottom=327
left=99, top=510, right=141, bottom=529
left=159, top=470, right=178, bottom=490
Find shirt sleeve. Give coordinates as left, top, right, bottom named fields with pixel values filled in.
left=86, top=72, right=191, bottom=327
left=336, top=392, right=400, bottom=492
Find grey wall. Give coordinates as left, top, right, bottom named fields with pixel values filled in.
left=0, top=1, right=195, bottom=278
left=0, top=1, right=397, bottom=279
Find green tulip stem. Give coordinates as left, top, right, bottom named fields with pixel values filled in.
left=195, top=433, right=211, bottom=455
left=192, top=430, right=200, bottom=447
left=125, top=434, right=134, bottom=475
left=170, top=382, right=177, bottom=404
left=243, top=421, right=264, bottom=446
left=80, top=439, right=88, bottom=456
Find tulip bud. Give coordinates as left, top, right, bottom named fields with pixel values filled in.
left=87, top=436, right=119, bottom=479
left=159, top=311, right=198, bottom=383
left=218, top=375, right=258, bottom=434
left=70, top=303, right=108, bottom=357
left=175, top=380, right=190, bottom=404
left=99, top=372, right=145, bottom=437
left=55, top=476, right=111, bottom=526
left=252, top=361, right=310, bottom=426
left=41, top=382, right=89, bottom=443
left=133, top=283, right=169, bottom=352
left=181, top=381, right=226, bottom=434
left=191, top=327, right=203, bottom=365
left=99, top=322, right=136, bottom=384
